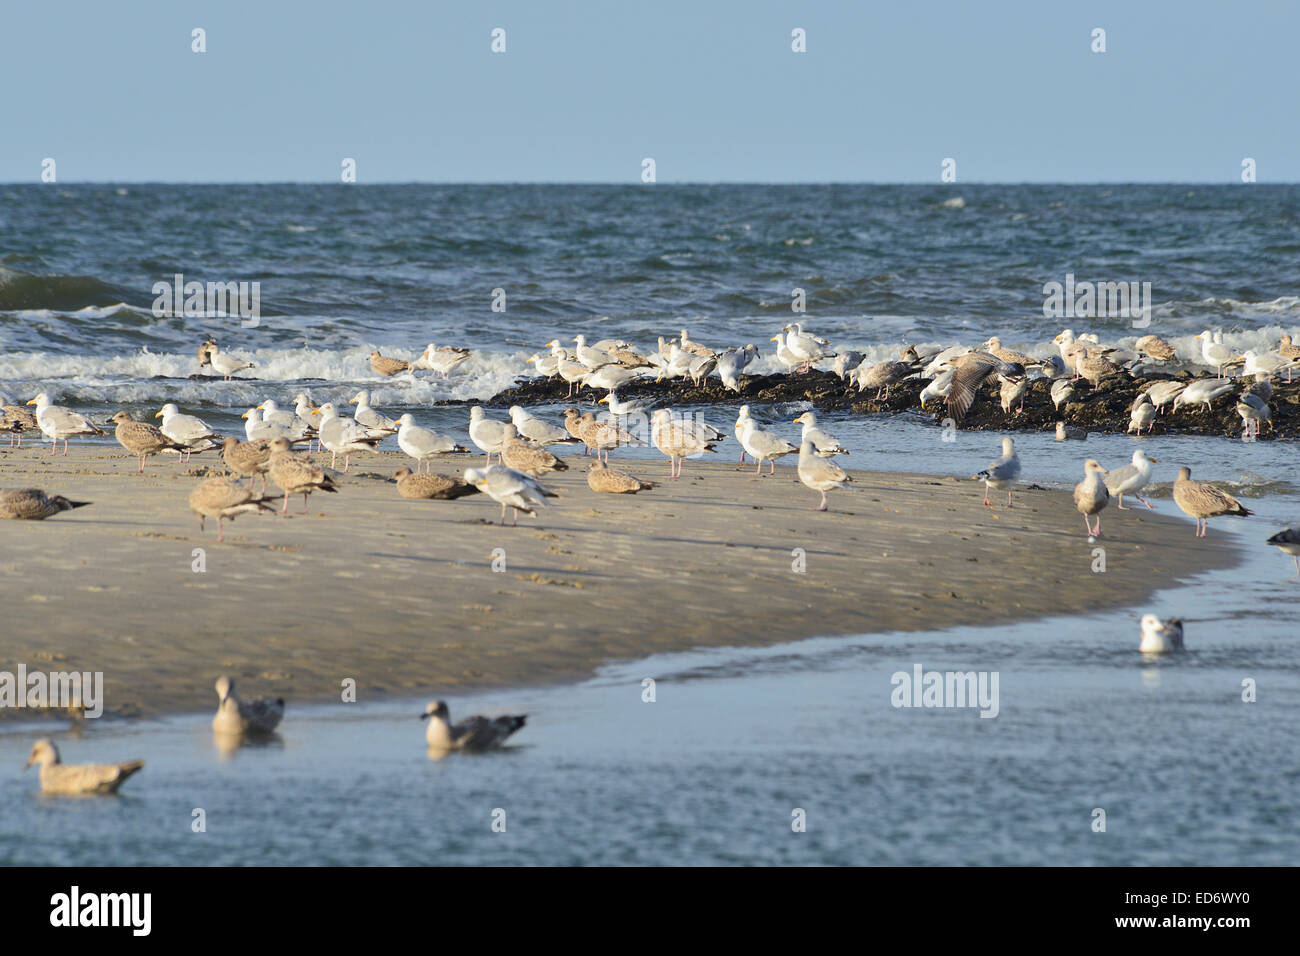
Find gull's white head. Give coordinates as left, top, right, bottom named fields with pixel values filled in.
left=463, top=468, right=485, bottom=486
left=350, top=390, right=370, bottom=407
left=215, top=675, right=235, bottom=703
left=24, top=738, right=59, bottom=770
left=1002, top=437, right=1016, bottom=454
left=397, top=413, right=416, bottom=428
left=313, top=402, right=338, bottom=420
left=26, top=392, right=51, bottom=410
left=470, top=406, right=484, bottom=422
left=1083, top=458, right=1107, bottom=476
left=794, top=411, right=816, bottom=427
left=1133, top=449, right=1156, bottom=467
left=241, top=408, right=260, bottom=422
left=421, top=700, right=450, bottom=721
left=157, top=403, right=180, bottom=420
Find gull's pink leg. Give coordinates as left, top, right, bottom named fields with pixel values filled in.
left=754, top=459, right=762, bottom=475
left=280, top=493, right=289, bottom=514
left=818, top=490, right=828, bottom=511
left=302, top=493, right=310, bottom=514
left=1117, top=494, right=1128, bottom=510
left=216, top=517, right=225, bottom=544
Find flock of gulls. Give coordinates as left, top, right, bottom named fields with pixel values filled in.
left=7, top=323, right=1300, bottom=787
left=23, top=675, right=524, bottom=795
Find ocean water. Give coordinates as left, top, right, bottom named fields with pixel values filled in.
left=1, top=184, right=1298, bottom=865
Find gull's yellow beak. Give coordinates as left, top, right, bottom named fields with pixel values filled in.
left=240, top=411, right=250, bottom=419
left=769, top=336, right=779, bottom=342
left=1148, top=456, right=1158, bottom=463
left=154, top=410, right=163, bottom=418
left=599, top=397, right=608, bottom=404
left=25, top=398, right=36, bottom=406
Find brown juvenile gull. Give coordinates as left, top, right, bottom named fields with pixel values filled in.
left=944, top=351, right=1000, bottom=421
left=222, top=436, right=273, bottom=493
left=392, top=467, right=479, bottom=500
left=982, top=336, right=1033, bottom=365
left=1266, top=526, right=1300, bottom=578
left=111, top=411, right=188, bottom=473
left=462, top=465, right=557, bottom=525
left=854, top=359, right=915, bottom=400
left=1075, top=352, right=1120, bottom=385
left=1173, top=466, right=1253, bottom=537
left=197, top=336, right=217, bottom=367
left=24, top=739, right=143, bottom=796
left=562, top=406, right=588, bottom=449
left=1135, top=334, right=1177, bottom=362
left=1073, top=459, right=1110, bottom=537
left=26, top=392, right=105, bottom=455
left=972, top=437, right=1021, bottom=508
left=189, top=477, right=275, bottom=542
left=999, top=375, right=1027, bottom=414
left=587, top=459, right=655, bottom=494
left=651, top=408, right=721, bottom=478
left=576, top=412, right=641, bottom=464
left=1139, top=614, right=1185, bottom=654
left=0, top=488, right=91, bottom=520
left=422, top=700, right=527, bottom=753
left=212, top=676, right=284, bottom=735
left=267, top=436, right=339, bottom=513
left=366, top=349, right=409, bottom=377
left=797, top=440, right=853, bottom=511
left=500, top=424, right=569, bottom=476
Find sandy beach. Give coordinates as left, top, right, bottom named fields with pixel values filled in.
left=0, top=443, right=1238, bottom=720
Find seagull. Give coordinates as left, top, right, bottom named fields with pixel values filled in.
left=258, top=398, right=316, bottom=441
left=266, top=436, right=339, bottom=513
left=1172, top=378, right=1235, bottom=412
left=972, top=437, right=1020, bottom=508
left=1195, top=330, right=1235, bottom=376
left=1128, top=395, right=1156, bottom=435
left=650, top=409, right=721, bottom=478
left=421, top=700, right=527, bottom=752
left=212, top=676, right=284, bottom=735
left=1236, top=391, right=1271, bottom=438
left=587, top=459, right=655, bottom=494
left=111, top=411, right=188, bottom=473
left=793, top=411, right=848, bottom=457
left=469, top=406, right=508, bottom=464
left=1073, top=459, right=1110, bottom=537
left=463, top=465, right=556, bottom=525
left=944, top=351, right=1001, bottom=421
left=1055, top=421, right=1087, bottom=441
left=203, top=344, right=256, bottom=380
left=597, top=390, right=652, bottom=420
left=768, top=332, right=805, bottom=371
left=1173, top=466, right=1253, bottom=537
left=1144, top=380, right=1187, bottom=412
left=1266, top=526, right=1300, bottom=578
left=369, top=349, right=412, bottom=377
left=156, top=403, right=221, bottom=461
left=312, top=402, right=383, bottom=472
left=349, top=390, right=400, bottom=433
left=1105, top=450, right=1157, bottom=510
left=919, top=370, right=955, bottom=409
left=395, top=413, right=465, bottom=471
left=1139, top=614, right=1185, bottom=654
left=572, top=334, right=615, bottom=369
left=189, top=477, right=275, bottom=542
left=500, top=424, right=568, bottom=476
left=736, top=407, right=797, bottom=475
left=242, top=407, right=304, bottom=444
left=26, top=393, right=105, bottom=455
left=416, top=343, right=471, bottom=378
left=24, top=739, right=143, bottom=796
left=0, top=489, right=91, bottom=520
left=797, top=440, right=853, bottom=510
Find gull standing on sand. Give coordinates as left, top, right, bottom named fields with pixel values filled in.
left=421, top=700, right=527, bottom=753
left=313, top=402, right=383, bottom=472
left=395, top=413, right=465, bottom=471
left=651, top=409, right=721, bottom=477
left=1172, top=466, right=1253, bottom=537
left=1104, top=450, right=1157, bottom=510
left=391, top=467, right=478, bottom=500
left=267, top=437, right=339, bottom=513
left=1266, top=526, right=1300, bottom=578
left=793, top=411, right=849, bottom=457
left=463, top=465, right=557, bottom=525
left=469, top=406, right=507, bottom=464
left=156, top=403, right=221, bottom=461
left=242, top=407, right=302, bottom=444
left=111, top=411, right=187, bottom=473
left=797, top=440, right=853, bottom=510
left=24, top=739, right=143, bottom=796
left=972, top=437, right=1020, bottom=508
left=587, top=459, right=655, bottom=494
left=0, top=489, right=90, bottom=520
left=1139, top=614, right=1185, bottom=654
left=212, top=676, right=284, bottom=735
left=737, top=407, right=797, bottom=475
left=26, top=393, right=105, bottom=455
left=189, top=477, right=275, bottom=542
left=221, top=436, right=272, bottom=493
left=1073, top=459, right=1110, bottom=537
left=258, top=398, right=314, bottom=436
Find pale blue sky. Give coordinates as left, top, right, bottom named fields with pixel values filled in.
left=2, top=0, right=1296, bottom=182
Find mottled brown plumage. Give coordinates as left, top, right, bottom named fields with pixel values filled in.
left=586, top=459, right=655, bottom=494
left=267, top=437, right=339, bottom=513
left=189, top=477, right=275, bottom=541
left=392, top=467, right=479, bottom=499
left=112, top=411, right=187, bottom=472
left=369, top=349, right=412, bottom=376
left=1173, top=466, right=1253, bottom=537
left=0, top=488, right=90, bottom=520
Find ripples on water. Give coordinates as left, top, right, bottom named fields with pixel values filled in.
left=0, top=185, right=1296, bottom=864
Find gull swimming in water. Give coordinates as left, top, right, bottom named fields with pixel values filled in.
left=1055, top=421, right=1087, bottom=441
left=421, top=700, right=527, bottom=753
left=972, top=437, right=1020, bottom=508
left=1104, top=450, right=1157, bottom=510
left=797, top=440, right=853, bottom=510
left=1266, top=526, right=1300, bottom=578
left=793, top=411, right=849, bottom=457
left=463, top=464, right=557, bottom=525
left=1073, top=459, right=1110, bottom=537
left=1139, top=614, right=1185, bottom=654
left=212, top=676, right=284, bottom=735
left=1173, top=466, right=1253, bottom=537
left=24, top=739, right=143, bottom=796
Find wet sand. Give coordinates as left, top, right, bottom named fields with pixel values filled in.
left=0, top=444, right=1238, bottom=720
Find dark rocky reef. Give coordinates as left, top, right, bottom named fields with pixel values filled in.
left=480, top=369, right=1299, bottom=440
